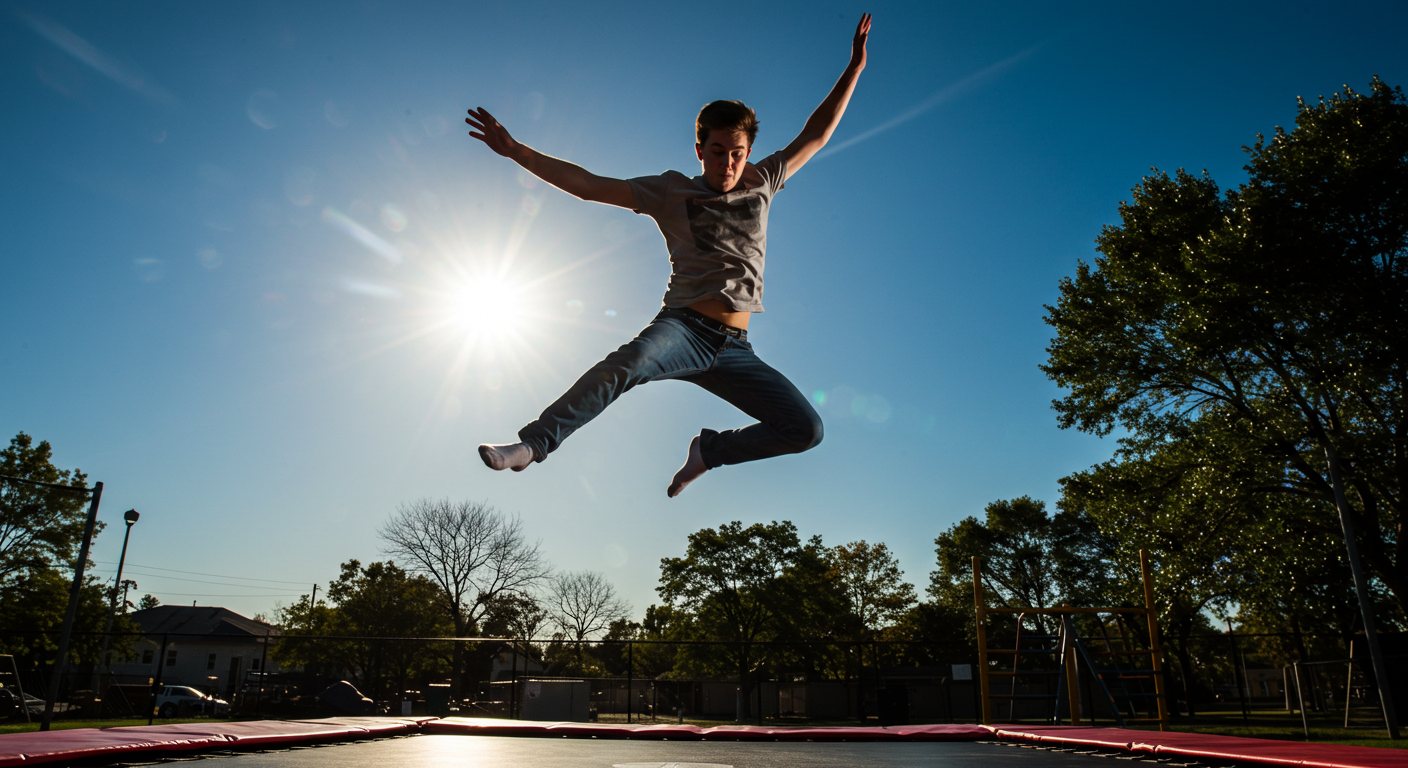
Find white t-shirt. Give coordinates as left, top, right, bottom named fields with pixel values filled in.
left=627, top=152, right=787, bottom=313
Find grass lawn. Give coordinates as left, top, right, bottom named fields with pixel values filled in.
left=1114, top=708, right=1406, bottom=750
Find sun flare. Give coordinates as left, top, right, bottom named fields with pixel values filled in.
left=449, top=275, right=525, bottom=340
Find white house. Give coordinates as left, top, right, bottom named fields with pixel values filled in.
left=109, top=606, right=281, bottom=696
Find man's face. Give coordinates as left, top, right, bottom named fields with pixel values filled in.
left=695, top=129, right=752, bottom=193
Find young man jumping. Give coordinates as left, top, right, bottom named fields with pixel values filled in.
left=468, top=13, right=871, bottom=497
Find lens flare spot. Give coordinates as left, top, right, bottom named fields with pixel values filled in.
left=197, top=248, right=222, bottom=269
left=380, top=204, right=407, bottom=232
left=864, top=394, right=892, bottom=423
left=604, top=309, right=617, bottom=317
left=133, top=257, right=164, bottom=282
left=604, top=543, right=627, bottom=568
left=812, top=390, right=827, bottom=406
left=246, top=89, right=280, bottom=129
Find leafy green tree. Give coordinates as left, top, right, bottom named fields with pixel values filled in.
left=0, top=568, right=121, bottom=665
left=474, top=591, right=550, bottom=677
left=931, top=497, right=1115, bottom=634
left=882, top=601, right=975, bottom=666
left=598, top=604, right=680, bottom=679
left=328, top=560, right=451, bottom=697
left=828, top=540, right=916, bottom=638
left=271, top=590, right=337, bottom=676
left=657, top=521, right=846, bottom=716
left=0, top=433, right=134, bottom=669
left=138, top=594, right=160, bottom=611
left=0, top=433, right=93, bottom=584
left=276, top=561, right=451, bottom=699
left=481, top=592, right=549, bottom=641
left=1042, top=78, right=1408, bottom=616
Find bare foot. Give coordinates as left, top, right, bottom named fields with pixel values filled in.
left=479, top=442, right=535, bottom=472
left=667, top=435, right=708, bottom=497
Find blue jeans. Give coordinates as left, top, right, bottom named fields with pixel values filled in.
left=519, top=308, right=823, bottom=468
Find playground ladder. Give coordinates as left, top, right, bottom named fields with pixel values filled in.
left=973, top=549, right=1170, bottom=731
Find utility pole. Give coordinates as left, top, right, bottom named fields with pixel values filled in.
left=42, top=481, right=103, bottom=731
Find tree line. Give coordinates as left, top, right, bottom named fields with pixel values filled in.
left=269, top=500, right=927, bottom=712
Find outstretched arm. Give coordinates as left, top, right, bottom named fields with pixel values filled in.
left=465, top=107, right=637, bottom=210
left=778, top=13, right=870, bottom=178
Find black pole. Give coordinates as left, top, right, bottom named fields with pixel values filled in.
left=626, top=640, right=633, bottom=724
left=510, top=639, right=519, bottom=719
left=1325, top=447, right=1400, bottom=738
left=856, top=643, right=864, bottom=725
left=756, top=655, right=763, bottom=726
left=254, top=629, right=271, bottom=716
left=149, top=634, right=169, bottom=725
left=1227, top=619, right=1249, bottom=721
left=41, top=481, right=102, bottom=732
left=1294, top=661, right=1310, bottom=740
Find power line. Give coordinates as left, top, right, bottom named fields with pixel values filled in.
left=107, top=569, right=299, bottom=591
left=144, top=591, right=304, bottom=598
left=90, top=560, right=311, bottom=586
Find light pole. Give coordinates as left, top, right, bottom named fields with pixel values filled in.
left=98, top=510, right=140, bottom=689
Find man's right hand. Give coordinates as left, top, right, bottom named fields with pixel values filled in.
left=465, top=105, right=636, bottom=209
left=466, top=107, right=525, bottom=159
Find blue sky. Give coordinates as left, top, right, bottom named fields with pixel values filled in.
left=3, top=0, right=1406, bottom=624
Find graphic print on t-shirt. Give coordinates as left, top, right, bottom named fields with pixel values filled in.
left=686, top=196, right=764, bottom=255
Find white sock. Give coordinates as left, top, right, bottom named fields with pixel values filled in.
left=479, top=442, right=535, bottom=472
left=667, top=435, right=708, bottom=498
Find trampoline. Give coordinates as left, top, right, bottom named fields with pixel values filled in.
left=1, top=717, right=1403, bottom=768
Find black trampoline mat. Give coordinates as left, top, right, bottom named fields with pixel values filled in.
left=219, top=734, right=1133, bottom=767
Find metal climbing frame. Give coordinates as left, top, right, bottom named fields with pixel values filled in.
left=973, top=549, right=1170, bottom=731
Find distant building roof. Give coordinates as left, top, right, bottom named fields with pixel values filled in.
left=131, top=606, right=278, bottom=640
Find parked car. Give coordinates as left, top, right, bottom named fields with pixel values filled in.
left=0, top=688, right=43, bottom=718
left=153, top=685, right=229, bottom=718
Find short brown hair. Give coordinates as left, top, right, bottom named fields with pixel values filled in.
left=696, top=100, right=759, bottom=146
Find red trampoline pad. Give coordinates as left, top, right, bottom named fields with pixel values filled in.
left=996, top=725, right=1408, bottom=768
left=0, top=717, right=428, bottom=767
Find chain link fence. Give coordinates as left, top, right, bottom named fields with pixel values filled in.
left=3, top=629, right=1405, bottom=730
left=1154, top=630, right=1408, bottom=732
